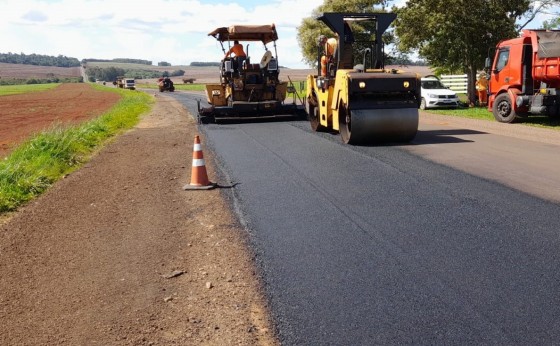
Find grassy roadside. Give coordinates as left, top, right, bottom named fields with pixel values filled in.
left=0, top=83, right=59, bottom=96
left=426, top=105, right=560, bottom=130
left=0, top=86, right=153, bottom=213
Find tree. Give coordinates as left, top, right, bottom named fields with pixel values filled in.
left=297, top=0, right=389, bottom=68
left=393, top=0, right=542, bottom=105
left=518, top=0, right=560, bottom=29
left=543, top=15, right=560, bottom=29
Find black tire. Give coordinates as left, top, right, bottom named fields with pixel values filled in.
left=339, top=102, right=353, bottom=144
left=308, top=94, right=327, bottom=132
left=492, top=93, right=520, bottom=123
left=547, top=102, right=559, bottom=118
left=420, top=98, right=427, bottom=110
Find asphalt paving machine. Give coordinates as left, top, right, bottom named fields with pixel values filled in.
left=307, top=13, right=420, bottom=144
left=198, top=24, right=298, bottom=122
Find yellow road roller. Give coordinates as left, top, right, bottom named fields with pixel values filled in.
left=306, top=13, right=420, bottom=144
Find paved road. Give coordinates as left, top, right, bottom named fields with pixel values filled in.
left=171, top=92, right=560, bottom=345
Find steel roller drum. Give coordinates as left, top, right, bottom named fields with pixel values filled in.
left=342, top=107, right=419, bottom=144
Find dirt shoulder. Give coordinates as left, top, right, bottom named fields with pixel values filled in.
left=0, top=93, right=278, bottom=345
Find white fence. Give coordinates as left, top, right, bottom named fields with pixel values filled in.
left=440, top=74, right=468, bottom=94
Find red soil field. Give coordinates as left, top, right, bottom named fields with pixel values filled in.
left=0, top=62, right=81, bottom=79
left=0, top=83, right=121, bottom=158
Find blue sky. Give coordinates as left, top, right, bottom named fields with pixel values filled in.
left=1, top=0, right=324, bottom=68
left=1, top=1, right=557, bottom=68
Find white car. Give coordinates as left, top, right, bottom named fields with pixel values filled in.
left=420, top=76, right=459, bottom=110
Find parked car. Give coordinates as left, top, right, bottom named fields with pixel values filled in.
left=420, top=75, right=459, bottom=110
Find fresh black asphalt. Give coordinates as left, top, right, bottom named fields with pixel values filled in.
left=171, top=92, right=560, bottom=345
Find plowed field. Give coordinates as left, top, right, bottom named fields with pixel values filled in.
left=0, top=83, right=121, bottom=157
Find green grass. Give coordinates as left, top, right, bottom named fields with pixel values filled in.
left=0, top=86, right=153, bottom=213
left=0, top=83, right=60, bottom=96
left=426, top=107, right=560, bottom=129
left=425, top=96, right=560, bottom=130
left=426, top=106, right=494, bottom=121
left=173, top=83, right=207, bottom=91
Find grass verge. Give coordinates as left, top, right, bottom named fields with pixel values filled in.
left=426, top=105, right=560, bottom=130
left=0, top=87, right=153, bottom=213
left=0, top=83, right=60, bottom=96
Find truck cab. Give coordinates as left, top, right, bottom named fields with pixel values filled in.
left=488, top=30, right=560, bottom=122
left=124, top=79, right=135, bottom=90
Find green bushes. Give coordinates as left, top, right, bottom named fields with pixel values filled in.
left=0, top=88, right=153, bottom=213
left=0, top=77, right=82, bottom=85
left=0, top=84, right=59, bottom=96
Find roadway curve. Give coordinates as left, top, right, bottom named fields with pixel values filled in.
left=171, top=92, right=560, bottom=344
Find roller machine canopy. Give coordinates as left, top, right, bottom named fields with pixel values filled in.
left=208, top=24, right=278, bottom=44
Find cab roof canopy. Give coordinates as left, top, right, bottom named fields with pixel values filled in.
left=208, top=24, right=278, bottom=44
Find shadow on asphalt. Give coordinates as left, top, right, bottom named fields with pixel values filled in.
left=412, top=129, right=484, bottom=145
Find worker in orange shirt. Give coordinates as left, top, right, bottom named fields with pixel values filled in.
left=321, top=37, right=337, bottom=77
left=476, top=72, right=489, bottom=106
left=224, top=40, right=246, bottom=59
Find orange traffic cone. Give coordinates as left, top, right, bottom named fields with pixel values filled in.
left=183, top=135, right=217, bottom=190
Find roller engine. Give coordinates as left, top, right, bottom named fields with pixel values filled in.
left=307, top=13, right=420, bottom=144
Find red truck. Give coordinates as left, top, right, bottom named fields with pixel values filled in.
left=487, top=29, right=560, bottom=123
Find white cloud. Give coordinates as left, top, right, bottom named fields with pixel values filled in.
left=0, top=0, right=323, bottom=67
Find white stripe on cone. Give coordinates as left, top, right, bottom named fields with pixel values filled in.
left=192, top=159, right=205, bottom=167
left=194, top=143, right=202, bottom=151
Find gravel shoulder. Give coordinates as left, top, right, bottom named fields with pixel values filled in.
left=0, top=93, right=278, bottom=345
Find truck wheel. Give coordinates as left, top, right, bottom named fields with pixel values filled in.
left=420, top=98, right=427, bottom=110
left=492, top=93, right=520, bottom=123
left=547, top=103, right=559, bottom=118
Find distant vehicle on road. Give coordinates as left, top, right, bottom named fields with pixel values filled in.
left=114, top=76, right=135, bottom=90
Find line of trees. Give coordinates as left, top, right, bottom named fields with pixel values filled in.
left=190, top=62, right=221, bottom=67
left=0, top=77, right=83, bottom=86
left=0, top=53, right=81, bottom=67
left=85, top=66, right=185, bottom=82
left=81, top=58, right=153, bottom=65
